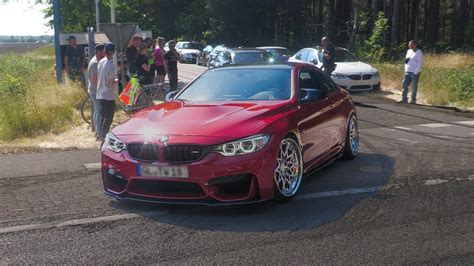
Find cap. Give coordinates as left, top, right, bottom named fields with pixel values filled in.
left=105, top=42, right=116, bottom=53
left=66, top=35, right=76, bottom=41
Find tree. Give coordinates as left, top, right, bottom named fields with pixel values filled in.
left=453, top=0, right=470, bottom=47
left=390, top=0, right=401, bottom=45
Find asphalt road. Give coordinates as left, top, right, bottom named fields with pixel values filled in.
left=1, top=63, right=474, bottom=264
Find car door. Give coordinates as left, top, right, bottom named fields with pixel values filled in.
left=296, top=67, right=338, bottom=169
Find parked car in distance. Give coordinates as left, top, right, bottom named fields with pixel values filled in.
left=289, top=47, right=380, bottom=92
left=101, top=62, right=359, bottom=205
left=208, top=47, right=272, bottom=68
left=257, top=46, right=291, bottom=62
left=197, top=45, right=214, bottom=66
left=164, top=41, right=203, bottom=63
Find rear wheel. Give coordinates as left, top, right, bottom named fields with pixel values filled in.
left=342, top=114, right=359, bottom=160
left=80, top=95, right=91, bottom=124
left=274, top=137, right=303, bottom=202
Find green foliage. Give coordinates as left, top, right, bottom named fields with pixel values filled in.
left=0, top=46, right=83, bottom=141
left=355, top=12, right=389, bottom=62
left=464, top=20, right=474, bottom=48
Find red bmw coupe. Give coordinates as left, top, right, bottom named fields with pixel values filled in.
left=101, top=62, right=359, bottom=205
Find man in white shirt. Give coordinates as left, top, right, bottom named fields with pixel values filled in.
left=97, top=43, right=117, bottom=141
left=87, top=44, right=105, bottom=139
left=399, top=40, right=423, bottom=104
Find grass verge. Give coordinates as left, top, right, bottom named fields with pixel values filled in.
left=0, top=45, right=84, bottom=141
left=372, top=53, right=474, bottom=108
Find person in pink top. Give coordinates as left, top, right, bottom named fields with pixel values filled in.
left=153, top=37, right=167, bottom=91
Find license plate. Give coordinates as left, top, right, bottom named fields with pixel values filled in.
left=138, top=165, right=189, bottom=178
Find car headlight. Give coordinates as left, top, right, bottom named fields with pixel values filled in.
left=332, top=73, right=348, bottom=79
left=212, top=135, right=270, bottom=156
left=104, top=133, right=126, bottom=152
left=373, top=71, right=380, bottom=78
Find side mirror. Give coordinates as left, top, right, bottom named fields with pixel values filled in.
left=165, top=91, right=179, bottom=102
left=300, top=88, right=327, bottom=102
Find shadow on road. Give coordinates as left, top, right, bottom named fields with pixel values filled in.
left=109, top=152, right=394, bottom=232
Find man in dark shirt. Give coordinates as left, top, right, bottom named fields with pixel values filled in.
left=64, top=35, right=85, bottom=83
left=321, top=36, right=336, bottom=76
left=164, top=40, right=179, bottom=91
left=125, top=36, right=141, bottom=78
left=134, top=43, right=151, bottom=85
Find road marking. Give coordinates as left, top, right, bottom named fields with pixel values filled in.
left=425, top=179, right=449, bottom=186
left=0, top=212, right=155, bottom=234
left=419, top=123, right=451, bottom=128
left=394, top=126, right=413, bottom=131
left=295, top=186, right=383, bottom=201
left=397, top=138, right=419, bottom=144
left=456, top=120, right=474, bottom=126
left=84, top=163, right=101, bottom=170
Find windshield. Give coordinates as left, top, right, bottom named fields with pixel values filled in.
left=234, top=51, right=270, bottom=64
left=334, top=49, right=359, bottom=62
left=266, top=48, right=290, bottom=58
left=177, top=68, right=291, bottom=101
left=182, top=43, right=202, bottom=50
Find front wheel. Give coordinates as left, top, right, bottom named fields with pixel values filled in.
left=342, top=114, right=359, bottom=160
left=274, top=137, right=304, bottom=202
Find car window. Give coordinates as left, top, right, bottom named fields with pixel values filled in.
left=334, top=49, right=359, bottom=62
left=178, top=68, right=291, bottom=101
left=299, top=68, right=334, bottom=95
left=295, top=49, right=309, bottom=61
left=306, top=50, right=318, bottom=64
left=234, top=52, right=269, bottom=64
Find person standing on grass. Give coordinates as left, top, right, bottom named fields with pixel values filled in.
left=64, top=35, right=85, bottom=83
left=87, top=44, right=105, bottom=140
left=97, top=43, right=117, bottom=141
left=153, top=37, right=167, bottom=90
left=321, top=36, right=336, bottom=76
left=399, top=40, right=423, bottom=104
left=164, top=40, right=179, bottom=92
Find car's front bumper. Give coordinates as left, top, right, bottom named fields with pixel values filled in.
left=333, top=76, right=381, bottom=92
left=101, top=138, right=279, bottom=205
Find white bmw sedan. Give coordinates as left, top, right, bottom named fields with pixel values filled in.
left=289, top=47, right=380, bottom=92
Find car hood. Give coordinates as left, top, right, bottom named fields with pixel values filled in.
left=112, top=100, right=291, bottom=140
left=179, top=48, right=200, bottom=54
left=334, top=62, right=377, bottom=75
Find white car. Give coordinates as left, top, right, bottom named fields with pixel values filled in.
left=165, top=41, right=202, bottom=64
left=289, top=47, right=380, bottom=91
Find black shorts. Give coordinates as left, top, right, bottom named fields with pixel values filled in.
left=156, top=65, right=166, bottom=75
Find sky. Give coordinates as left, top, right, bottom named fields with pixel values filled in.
left=0, top=1, right=53, bottom=36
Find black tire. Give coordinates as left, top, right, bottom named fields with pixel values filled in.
left=342, top=114, right=359, bottom=160
left=80, top=95, right=91, bottom=124
left=274, top=137, right=304, bottom=202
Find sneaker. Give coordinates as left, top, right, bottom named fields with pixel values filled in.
left=410, top=100, right=416, bottom=104
left=397, top=99, right=408, bottom=103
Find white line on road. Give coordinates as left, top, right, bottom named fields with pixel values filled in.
left=397, top=138, right=419, bottom=144
left=295, top=186, right=383, bottom=201
left=394, top=126, right=413, bottom=131
left=84, top=163, right=101, bottom=170
left=456, top=120, right=474, bottom=126
left=425, top=179, right=449, bottom=186
left=419, top=123, right=452, bottom=128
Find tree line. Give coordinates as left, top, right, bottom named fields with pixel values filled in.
left=45, top=0, right=473, bottom=56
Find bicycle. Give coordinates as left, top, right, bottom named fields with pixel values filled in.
left=80, top=76, right=166, bottom=124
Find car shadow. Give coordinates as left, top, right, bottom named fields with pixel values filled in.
left=109, top=152, right=394, bottom=232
